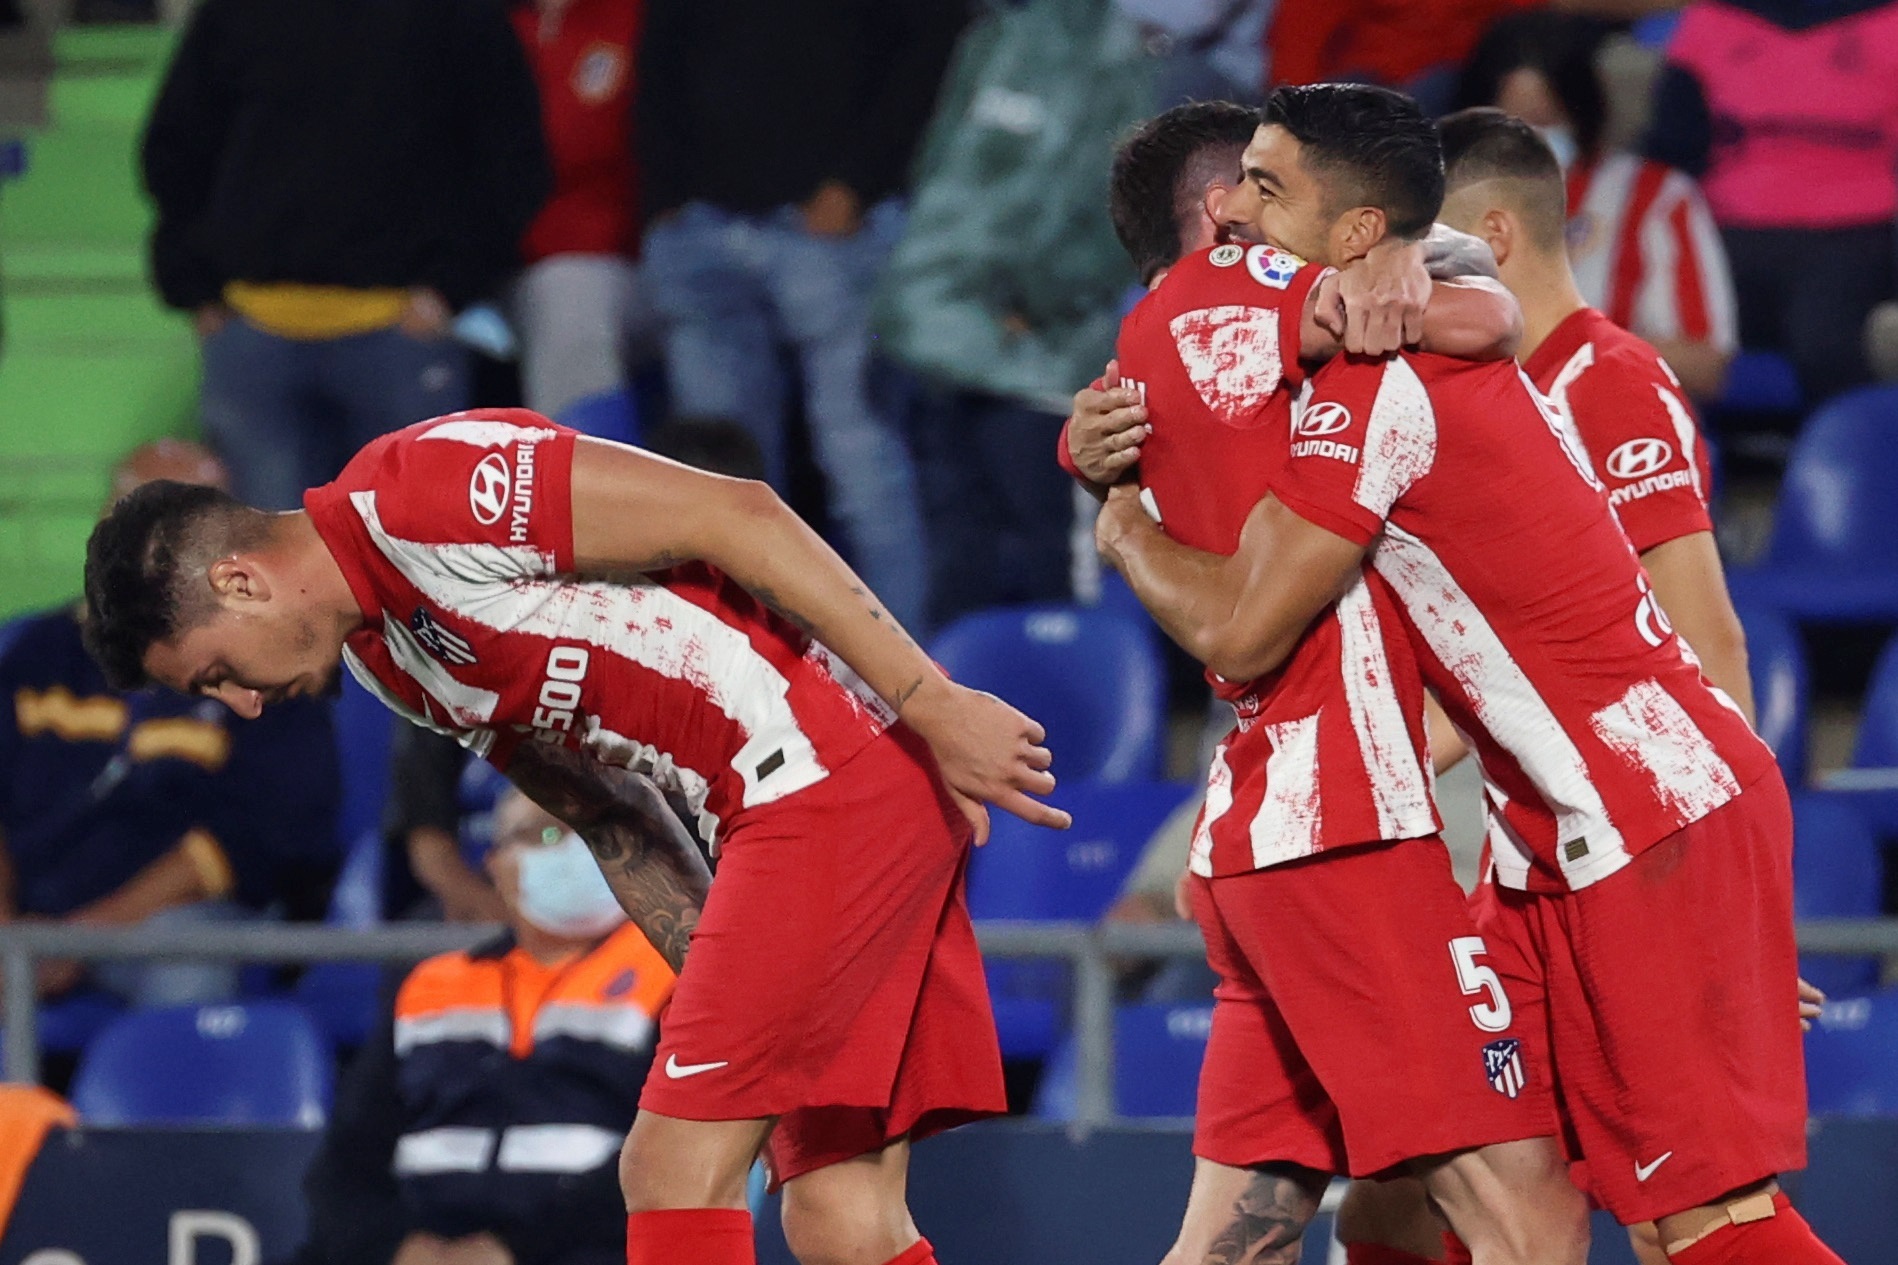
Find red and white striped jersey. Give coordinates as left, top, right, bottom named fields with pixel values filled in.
left=1566, top=152, right=1739, bottom=357
left=1274, top=353, right=1777, bottom=893
left=304, top=413, right=894, bottom=844
left=1524, top=307, right=1715, bottom=555
left=1113, top=243, right=1440, bottom=879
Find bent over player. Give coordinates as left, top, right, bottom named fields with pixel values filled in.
left=1094, top=85, right=1841, bottom=1265
left=81, top=415, right=1069, bottom=1265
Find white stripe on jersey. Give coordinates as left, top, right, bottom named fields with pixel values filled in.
left=1334, top=579, right=1435, bottom=840
left=1349, top=356, right=1436, bottom=519
left=1191, top=744, right=1235, bottom=878
left=1589, top=680, right=1741, bottom=821
left=1654, top=380, right=1706, bottom=503
left=1249, top=714, right=1323, bottom=868
left=579, top=717, right=720, bottom=845
left=343, top=644, right=499, bottom=758
left=1169, top=305, right=1286, bottom=425
left=417, top=419, right=561, bottom=448
left=1371, top=524, right=1632, bottom=889
left=351, top=491, right=830, bottom=812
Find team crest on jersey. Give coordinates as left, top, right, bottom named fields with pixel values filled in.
left=1209, top=243, right=1245, bottom=268
left=410, top=607, right=477, bottom=666
left=1246, top=244, right=1302, bottom=289
left=1483, top=1038, right=1526, bottom=1099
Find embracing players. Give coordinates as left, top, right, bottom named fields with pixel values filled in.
left=1066, top=99, right=1590, bottom=1265
left=1089, top=85, right=1840, bottom=1265
left=81, top=415, right=1067, bottom=1265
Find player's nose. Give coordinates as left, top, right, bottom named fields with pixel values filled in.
left=215, top=683, right=264, bottom=719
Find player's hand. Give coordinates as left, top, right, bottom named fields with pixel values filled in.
left=1093, top=480, right=1150, bottom=571
left=1069, top=359, right=1150, bottom=486
left=1799, top=976, right=1826, bottom=1031
left=902, top=679, right=1070, bottom=843
left=1338, top=238, right=1430, bottom=355
left=1172, top=867, right=1193, bottom=921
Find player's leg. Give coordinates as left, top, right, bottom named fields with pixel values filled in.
left=778, top=1137, right=930, bottom=1265
left=620, top=1112, right=772, bottom=1265
left=1531, top=778, right=1842, bottom=1264
left=1335, top=1177, right=1450, bottom=1264
left=1164, top=1157, right=1330, bottom=1265
left=1415, top=1137, right=1588, bottom=1265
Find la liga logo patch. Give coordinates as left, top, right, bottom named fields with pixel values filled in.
left=1246, top=245, right=1303, bottom=289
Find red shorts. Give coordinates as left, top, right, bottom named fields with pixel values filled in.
left=1188, top=837, right=1557, bottom=1179
left=1473, top=775, right=1807, bottom=1225
left=640, top=729, right=1006, bottom=1185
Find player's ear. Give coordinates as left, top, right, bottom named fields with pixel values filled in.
left=1482, top=208, right=1514, bottom=268
left=1334, top=205, right=1386, bottom=266
left=207, top=554, right=272, bottom=606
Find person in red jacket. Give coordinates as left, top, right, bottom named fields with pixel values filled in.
left=508, top=0, right=653, bottom=421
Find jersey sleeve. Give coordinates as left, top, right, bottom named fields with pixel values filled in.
left=1272, top=356, right=1433, bottom=547
left=1572, top=350, right=1714, bottom=553
left=346, top=411, right=580, bottom=577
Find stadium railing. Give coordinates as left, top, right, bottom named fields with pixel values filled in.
left=3, top=918, right=1896, bottom=1129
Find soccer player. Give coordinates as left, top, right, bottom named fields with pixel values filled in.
left=80, top=418, right=1070, bottom=1265
left=1331, top=105, right=1783, bottom=1265
left=1064, top=101, right=1589, bottom=1265
left=1092, top=83, right=1843, bottom=1265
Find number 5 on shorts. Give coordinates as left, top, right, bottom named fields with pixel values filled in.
left=1449, top=936, right=1512, bottom=1033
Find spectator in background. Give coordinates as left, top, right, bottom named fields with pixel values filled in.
left=1116, top=0, right=1271, bottom=105
left=0, top=441, right=338, bottom=1005
left=1455, top=11, right=1739, bottom=400
left=140, top=0, right=552, bottom=511
left=1648, top=0, right=1898, bottom=402
left=507, top=0, right=655, bottom=421
left=381, top=418, right=756, bottom=924
left=292, top=789, right=675, bottom=1265
left=873, top=0, right=1159, bottom=629
left=635, top=0, right=965, bottom=633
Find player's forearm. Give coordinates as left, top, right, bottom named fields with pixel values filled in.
left=1417, top=277, right=1522, bottom=361
left=504, top=743, right=709, bottom=974
left=1649, top=338, right=1731, bottom=401
left=1425, top=694, right=1471, bottom=775
left=1096, top=507, right=1262, bottom=681
left=1420, top=224, right=1501, bottom=281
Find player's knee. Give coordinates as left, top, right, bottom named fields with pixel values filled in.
left=619, top=1124, right=752, bottom=1214
left=779, top=1188, right=912, bottom=1265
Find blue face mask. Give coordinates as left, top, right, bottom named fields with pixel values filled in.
left=515, top=830, right=627, bottom=938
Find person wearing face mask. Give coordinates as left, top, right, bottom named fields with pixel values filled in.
left=289, top=788, right=678, bottom=1265
left=1454, top=10, right=1739, bottom=401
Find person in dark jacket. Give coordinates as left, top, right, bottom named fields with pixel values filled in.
left=0, top=441, right=339, bottom=1005
left=140, top=0, right=553, bottom=512
left=293, top=787, right=678, bottom=1265
left=634, top=0, right=965, bottom=634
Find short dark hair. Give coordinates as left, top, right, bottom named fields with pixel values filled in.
left=1262, top=83, right=1445, bottom=240
left=1452, top=11, right=1611, bottom=160
left=83, top=480, right=265, bottom=689
left=1440, top=107, right=1569, bottom=252
left=1110, top=100, right=1261, bottom=284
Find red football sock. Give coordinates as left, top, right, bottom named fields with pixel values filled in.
left=1342, top=1244, right=1441, bottom=1265
left=881, top=1239, right=938, bottom=1265
left=627, top=1208, right=754, bottom=1265
left=1441, top=1231, right=1473, bottom=1265
left=1665, top=1194, right=1845, bottom=1265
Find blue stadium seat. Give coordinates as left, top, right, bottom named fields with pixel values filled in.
left=1034, top=1002, right=1211, bottom=1121
left=332, top=673, right=397, bottom=888
left=930, top=606, right=1166, bottom=783
left=556, top=387, right=638, bottom=445
left=1806, top=990, right=1898, bottom=1116
left=1792, top=792, right=1884, bottom=996
left=1, top=991, right=125, bottom=1078
left=1714, top=349, right=1803, bottom=414
left=71, top=1002, right=332, bottom=1127
left=971, top=781, right=1196, bottom=1061
left=1855, top=633, right=1898, bottom=769
left=293, top=962, right=386, bottom=1052
left=1738, top=603, right=1809, bottom=782
left=1726, top=386, right=1898, bottom=621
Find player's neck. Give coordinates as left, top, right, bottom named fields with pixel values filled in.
left=269, top=511, right=366, bottom=637
left=1511, top=254, right=1590, bottom=363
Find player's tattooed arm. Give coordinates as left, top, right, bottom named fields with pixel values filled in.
left=503, top=742, right=710, bottom=973
left=567, top=438, right=1070, bottom=840
left=1204, top=1167, right=1325, bottom=1265
left=1095, top=482, right=1365, bottom=683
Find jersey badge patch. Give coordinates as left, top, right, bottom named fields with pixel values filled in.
left=1246, top=244, right=1303, bottom=289
left=410, top=607, right=478, bottom=667
left=1483, top=1037, right=1526, bottom=1099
